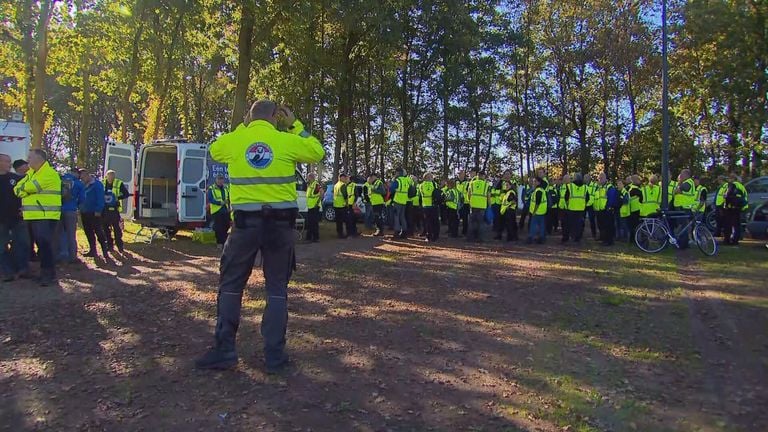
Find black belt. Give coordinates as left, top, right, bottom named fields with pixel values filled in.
left=234, top=208, right=298, bottom=228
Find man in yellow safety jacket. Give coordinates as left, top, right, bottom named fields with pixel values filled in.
left=584, top=173, right=598, bottom=239
left=673, top=169, right=697, bottom=248
left=526, top=176, right=548, bottom=244
left=456, top=171, right=469, bottom=236
left=305, top=173, right=322, bottom=242
left=365, top=174, right=386, bottom=236
left=207, top=174, right=231, bottom=249
left=499, top=182, right=518, bottom=241
left=721, top=173, right=749, bottom=245
left=418, top=173, right=440, bottom=242
left=103, top=169, right=130, bottom=253
left=640, top=175, right=662, bottom=218
left=626, top=175, right=643, bottom=238
left=389, top=167, right=414, bottom=239
left=13, top=149, right=61, bottom=286
left=346, top=177, right=359, bottom=237
left=713, top=175, right=727, bottom=237
left=466, top=168, right=490, bottom=242
left=693, top=176, right=707, bottom=213
left=562, top=173, right=589, bottom=243
left=333, top=174, right=350, bottom=238
left=197, top=101, right=324, bottom=372
left=444, top=179, right=460, bottom=238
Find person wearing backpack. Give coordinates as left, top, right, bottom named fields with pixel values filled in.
left=56, top=167, right=85, bottom=263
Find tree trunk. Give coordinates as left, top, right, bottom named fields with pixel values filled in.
left=77, top=54, right=91, bottom=165
left=230, top=0, right=255, bottom=130
left=119, top=1, right=146, bottom=143
left=30, top=0, right=53, bottom=149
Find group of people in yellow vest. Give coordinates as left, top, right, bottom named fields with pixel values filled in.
left=318, top=166, right=750, bottom=248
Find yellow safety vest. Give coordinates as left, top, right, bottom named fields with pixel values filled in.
left=393, top=176, right=412, bottom=205
left=468, top=177, right=490, bottom=209
left=209, top=119, right=324, bottom=211
left=306, top=180, right=321, bottom=209
left=619, top=189, right=630, bottom=217
left=694, top=185, right=707, bottom=212
left=419, top=181, right=436, bottom=208
left=593, top=183, right=612, bottom=212
left=528, top=187, right=548, bottom=215
left=668, top=180, right=678, bottom=206
left=558, top=184, right=568, bottom=209
left=346, top=182, right=356, bottom=206
left=640, top=184, right=661, bottom=217
left=490, top=184, right=501, bottom=205
left=444, top=188, right=459, bottom=210
left=103, top=178, right=125, bottom=212
left=14, top=161, right=62, bottom=221
left=586, top=182, right=597, bottom=207
left=208, top=184, right=230, bottom=215
left=332, top=181, right=347, bottom=208
left=567, top=184, right=587, bottom=211
left=674, top=178, right=697, bottom=210
left=500, top=189, right=517, bottom=215
left=366, top=179, right=385, bottom=206
left=723, top=182, right=749, bottom=210
left=628, top=184, right=641, bottom=213
left=715, top=183, right=727, bottom=207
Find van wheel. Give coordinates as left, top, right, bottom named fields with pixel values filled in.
left=324, top=207, right=336, bottom=222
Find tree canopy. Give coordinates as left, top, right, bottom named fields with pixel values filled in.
left=1, top=0, right=765, bottom=182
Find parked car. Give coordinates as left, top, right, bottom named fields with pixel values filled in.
left=746, top=200, right=768, bottom=239
left=704, top=176, right=768, bottom=232
left=321, top=177, right=367, bottom=222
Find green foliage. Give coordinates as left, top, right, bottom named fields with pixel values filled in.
left=0, top=0, right=764, bottom=181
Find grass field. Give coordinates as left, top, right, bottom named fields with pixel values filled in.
left=1, top=221, right=766, bottom=431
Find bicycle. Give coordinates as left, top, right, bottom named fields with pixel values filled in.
left=634, top=209, right=718, bottom=256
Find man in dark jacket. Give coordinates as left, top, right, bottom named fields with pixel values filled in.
left=0, top=154, right=31, bottom=281
left=79, top=169, right=110, bottom=259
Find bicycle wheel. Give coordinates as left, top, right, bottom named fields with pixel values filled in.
left=693, top=225, right=718, bottom=256
left=635, top=219, right=669, bottom=253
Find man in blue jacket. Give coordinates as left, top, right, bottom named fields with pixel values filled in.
left=79, top=169, right=109, bottom=259
left=56, top=167, right=85, bottom=263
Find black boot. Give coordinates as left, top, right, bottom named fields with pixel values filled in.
left=195, top=348, right=238, bottom=370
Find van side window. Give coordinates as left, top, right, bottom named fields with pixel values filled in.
left=182, top=158, right=204, bottom=183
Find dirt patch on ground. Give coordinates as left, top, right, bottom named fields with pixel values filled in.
left=1, top=227, right=766, bottom=431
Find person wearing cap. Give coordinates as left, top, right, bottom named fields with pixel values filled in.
left=103, top=169, right=130, bottom=253
left=13, top=149, right=62, bottom=285
left=196, top=100, right=324, bottom=373
left=333, top=173, right=350, bottom=238
left=207, top=173, right=231, bottom=250
left=56, top=167, right=85, bottom=263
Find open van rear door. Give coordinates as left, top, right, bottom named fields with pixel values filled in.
left=178, top=144, right=208, bottom=222
left=104, top=142, right=135, bottom=219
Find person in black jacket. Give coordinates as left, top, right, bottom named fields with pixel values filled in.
left=0, top=154, right=31, bottom=281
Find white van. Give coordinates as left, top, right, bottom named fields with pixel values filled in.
left=0, top=114, right=31, bottom=168
left=104, top=138, right=308, bottom=236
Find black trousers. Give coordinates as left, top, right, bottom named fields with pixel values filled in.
left=502, top=210, right=518, bottom=240
left=102, top=209, right=124, bottom=250
left=405, top=202, right=415, bottom=235
left=423, top=207, right=440, bottom=241
left=372, top=204, right=384, bottom=233
left=519, top=206, right=530, bottom=230
left=491, top=204, right=502, bottom=233
left=597, top=209, right=615, bottom=245
left=714, top=207, right=723, bottom=237
left=564, top=210, right=585, bottom=241
left=468, top=208, right=485, bottom=241
left=81, top=212, right=108, bottom=255
left=447, top=208, right=459, bottom=237
left=346, top=205, right=358, bottom=236
left=215, top=213, right=294, bottom=367
left=460, top=206, right=469, bottom=235
left=546, top=208, right=559, bottom=234
left=721, top=208, right=741, bottom=243
left=334, top=206, right=347, bottom=238
left=627, top=212, right=640, bottom=240
left=306, top=207, right=320, bottom=241
left=30, top=220, right=56, bottom=278
left=211, top=209, right=231, bottom=245
left=585, top=206, right=597, bottom=238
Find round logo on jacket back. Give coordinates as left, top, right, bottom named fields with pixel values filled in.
left=246, top=143, right=274, bottom=169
